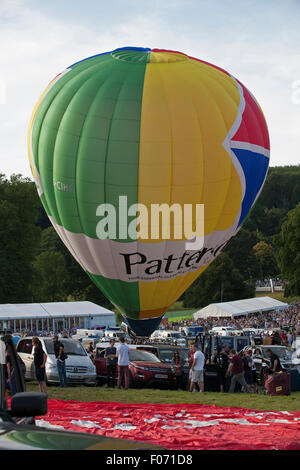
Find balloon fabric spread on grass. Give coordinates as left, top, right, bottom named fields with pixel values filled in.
left=28, top=47, right=270, bottom=336
left=36, top=400, right=300, bottom=450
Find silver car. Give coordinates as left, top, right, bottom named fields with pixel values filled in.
left=16, top=337, right=96, bottom=386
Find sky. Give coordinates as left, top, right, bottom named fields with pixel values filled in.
left=0, top=0, right=299, bottom=179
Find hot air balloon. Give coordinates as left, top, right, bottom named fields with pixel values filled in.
left=28, top=47, right=270, bottom=336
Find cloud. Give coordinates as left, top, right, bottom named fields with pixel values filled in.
left=0, top=0, right=299, bottom=180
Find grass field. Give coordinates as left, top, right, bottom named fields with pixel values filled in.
left=26, top=382, right=300, bottom=412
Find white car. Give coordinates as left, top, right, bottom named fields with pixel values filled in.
left=209, top=327, right=237, bottom=336
left=149, top=330, right=187, bottom=346
left=72, top=329, right=104, bottom=340
left=16, top=337, right=97, bottom=386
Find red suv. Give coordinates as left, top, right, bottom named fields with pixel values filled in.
left=94, top=346, right=176, bottom=388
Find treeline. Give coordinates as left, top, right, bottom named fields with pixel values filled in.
left=0, top=166, right=299, bottom=309
left=183, top=165, right=300, bottom=308
left=0, top=173, right=113, bottom=309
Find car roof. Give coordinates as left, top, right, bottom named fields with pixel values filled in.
left=96, top=342, right=138, bottom=349
left=18, top=336, right=79, bottom=343
left=137, top=344, right=189, bottom=350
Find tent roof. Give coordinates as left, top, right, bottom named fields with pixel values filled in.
left=193, top=296, right=289, bottom=320
left=0, top=302, right=115, bottom=321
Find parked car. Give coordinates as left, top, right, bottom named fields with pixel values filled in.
left=136, top=344, right=190, bottom=389
left=149, top=330, right=187, bottom=346
left=179, top=326, right=203, bottom=338
left=16, top=337, right=97, bottom=386
left=202, top=335, right=250, bottom=356
left=94, top=345, right=176, bottom=388
left=244, top=345, right=300, bottom=384
left=100, top=328, right=134, bottom=343
left=208, top=327, right=238, bottom=336
left=72, top=329, right=104, bottom=341
left=0, top=334, right=163, bottom=450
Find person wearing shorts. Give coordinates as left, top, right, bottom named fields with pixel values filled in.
left=191, top=343, right=205, bottom=392
left=32, top=337, right=47, bottom=395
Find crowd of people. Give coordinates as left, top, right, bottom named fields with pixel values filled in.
left=4, top=302, right=299, bottom=397
left=167, top=303, right=300, bottom=344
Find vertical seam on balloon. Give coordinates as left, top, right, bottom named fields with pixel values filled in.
left=28, top=70, right=71, bottom=196
left=159, top=62, right=204, bottom=312
left=147, top=63, right=180, bottom=315
left=51, top=64, right=112, bottom=271
left=97, top=75, right=131, bottom=315
left=102, top=69, right=141, bottom=320
left=35, top=61, right=106, bottom=231
left=188, top=60, right=239, bottom=244
left=137, top=61, right=167, bottom=316
left=166, top=60, right=206, bottom=305
left=74, top=70, right=117, bottom=278
left=136, top=53, right=150, bottom=319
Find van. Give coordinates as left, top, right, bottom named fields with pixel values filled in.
left=209, top=327, right=237, bottom=336
left=149, top=330, right=187, bottom=347
left=16, top=337, right=96, bottom=386
left=72, top=329, right=104, bottom=340
left=102, top=329, right=134, bottom=343
left=202, top=335, right=250, bottom=356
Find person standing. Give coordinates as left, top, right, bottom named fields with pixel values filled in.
left=226, top=349, right=250, bottom=394
left=172, top=351, right=183, bottom=390
left=32, top=337, right=47, bottom=395
left=117, top=337, right=130, bottom=390
left=52, top=336, right=67, bottom=387
left=219, top=344, right=230, bottom=393
left=191, top=344, right=205, bottom=392
left=246, top=349, right=258, bottom=393
left=105, top=339, right=117, bottom=387
left=266, top=348, right=283, bottom=374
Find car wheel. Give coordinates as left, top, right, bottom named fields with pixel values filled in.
left=129, top=371, right=134, bottom=388
left=96, top=377, right=105, bottom=386
left=260, top=370, right=266, bottom=388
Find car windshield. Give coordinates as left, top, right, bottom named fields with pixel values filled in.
left=218, top=337, right=234, bottom=350
left=44, top=339, right=87, bottom=356
left=159, top=349, right=189, bottom=364
left=186, top=328, right=202, bottom=335
left=129, top=350, right=160, bottom=362
left=236, top=338, right=249, bottom=352
left=261, top=347, right=293, bottom=361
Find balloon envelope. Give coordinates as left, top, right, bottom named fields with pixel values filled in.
left=28, top=47, right=270, bottom=336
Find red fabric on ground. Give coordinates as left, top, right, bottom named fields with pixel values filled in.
left=36, top=400, right=300, bottom=450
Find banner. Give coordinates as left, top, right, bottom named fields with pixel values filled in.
left=36, top=400, right=300, bottom=450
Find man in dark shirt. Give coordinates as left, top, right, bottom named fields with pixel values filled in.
left=266, top=349, right=283, bottom=373
left=220, top=345, right=230, bottom=392
left=105, top=339, right=117, bottom=387
left=52, top=336, right=67, bottom=387
left=226, top=349, right=250, bottom=393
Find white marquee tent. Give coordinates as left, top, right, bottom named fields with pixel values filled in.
left=0, top=301, right=116, bottom=332
left=193, top=296, right=289, bottom=320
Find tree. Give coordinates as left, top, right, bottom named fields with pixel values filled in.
left=183, top=253, right=255, bottom=309
left=276, top=203, right=300, bottom=296
left=32, top=251, right=70, bottom=301
left=253, top=241, right=279, bottom=279
left=36, top=226, right=113, bottom=308
left=0, top=174, right=41, bottom=302
left=223, top=228, right=260, bottom=280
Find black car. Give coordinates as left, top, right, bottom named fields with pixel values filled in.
left=0, top=333, right=164, bottom=450
left=244, top=345, right=299, bottom=385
